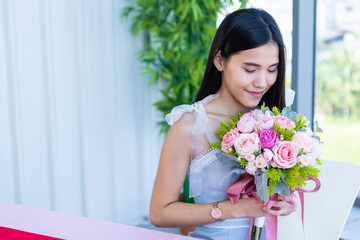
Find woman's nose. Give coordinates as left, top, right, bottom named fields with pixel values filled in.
left=253, top=71, right=267, bottom=88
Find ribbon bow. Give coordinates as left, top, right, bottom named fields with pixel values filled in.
left=226, top=174, right=321, bottom=240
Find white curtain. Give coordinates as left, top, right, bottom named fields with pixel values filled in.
left=0, top=0, right=164, bottom=225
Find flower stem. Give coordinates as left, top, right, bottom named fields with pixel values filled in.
left=251, top=226, right=262, bottom=240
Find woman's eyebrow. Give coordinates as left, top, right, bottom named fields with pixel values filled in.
left=243, top=62, right=260, bottom=67
left=269, top=63, right=279, bottom=67
left=243, top=62, right=279, bottom=67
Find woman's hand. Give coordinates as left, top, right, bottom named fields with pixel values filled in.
left=262, top=194, right=297, bottom=216
left=230, top=197, right=269, bottom=218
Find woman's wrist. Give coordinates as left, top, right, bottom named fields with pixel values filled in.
left=217, top=200, right=238, bottom=220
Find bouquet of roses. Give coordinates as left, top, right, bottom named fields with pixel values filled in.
left=210, top=104, right=322, bottom=240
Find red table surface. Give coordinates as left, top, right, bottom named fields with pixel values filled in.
left=0, top=226, right=64, bottom=240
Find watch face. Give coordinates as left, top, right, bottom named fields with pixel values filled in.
left=211, top=208, right=222, bottom=220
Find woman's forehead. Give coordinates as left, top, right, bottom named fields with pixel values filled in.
left=230, top=42, right=279, bottom=65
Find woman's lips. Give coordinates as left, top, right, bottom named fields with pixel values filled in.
left=247, top=90, right=264, bottom=98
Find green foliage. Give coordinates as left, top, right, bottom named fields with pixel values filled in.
left=239, top=158, right=247, bottom=167
left=213, top=112, right=244, bottom=144
left=209, top=142, right=221, bottom=149
left=319, top=118, right=360, bottom=164
left=273, top=123, right=294, bottom=141
left=267, top=164, right=321, bottom=196
left=266, top=168, right=282, bottom=196
left=271, top=106, right=281, bottom=116
left=122, top=0, right=247, bottom=134
left=316, top=43, right=360, bottom=119
left=219, top=121, right=232, bottom=133
left=230, top=112, right=244, bottom=124
left=295, top=114, right=307, bottom=130
left=283, top=165, right=320, bottom=190
left=260, top=102, right=269, bottom=111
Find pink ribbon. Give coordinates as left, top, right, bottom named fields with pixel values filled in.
left=226, top=175, right=321, bottom=240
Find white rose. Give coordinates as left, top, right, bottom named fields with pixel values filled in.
left=244, top=154, right=255, bottom=162
left=245, top=161, right=258, bottom=175
left=297, top=155, right=309, bottom=167
left=255, top=155, right=267, bottom=168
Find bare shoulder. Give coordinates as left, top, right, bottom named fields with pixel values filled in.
left=168, top=111, right=196, bottom=136
left=160, top=111, right=195, bottom=169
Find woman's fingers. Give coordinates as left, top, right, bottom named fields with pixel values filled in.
left=262, top=199, right=296, bottom=216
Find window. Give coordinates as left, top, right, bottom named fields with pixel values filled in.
left=315, top=0, right=360, bottom=164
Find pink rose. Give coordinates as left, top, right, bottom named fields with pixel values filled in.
left=258, top=129, right=279, bottom=149
left=254, top=111, right=275, bottom=132
left=311, top=138, right=322, bottom=158
left=263, top=148, right=273, bottom=162
left=260, top=111, right=275, bottom=130
left=255, top=155, right=267, bottom=168
left=252, top=109, right=264, bottom=121
left=230, top=128, right=240, bottom=138
left=273, top=141, right=299, bottom=168
left=237, top=113, right=256, bottom=133
left=292, top=132, right=313, bottom=153
left=244, top=154, right=255, bottom=162
left=270, top=160, right=279, bottom=168
left=274, top=115, right=295, bottom=129
left=221, top=132, right=235, bottom=153
left=234, top=133, right=260, bottom=156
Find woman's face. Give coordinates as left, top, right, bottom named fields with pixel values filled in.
left=216, top=42, right=279, bottom=109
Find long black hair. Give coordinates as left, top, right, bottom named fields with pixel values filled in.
left=194, top=8, right=286, bottom=110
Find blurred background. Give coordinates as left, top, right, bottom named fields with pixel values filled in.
left=0, top=0, right=359, bottom=239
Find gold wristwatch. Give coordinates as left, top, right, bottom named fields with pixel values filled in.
left=210, top=202, right=222, bottom=221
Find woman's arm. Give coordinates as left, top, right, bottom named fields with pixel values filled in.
left=149, top=113, right=269, bottom=228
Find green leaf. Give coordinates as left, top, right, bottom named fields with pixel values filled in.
left=295, top=114, right=308, bottom=130
left=239, top=158, right=247, bottom=167
left=280, top=170, right=287, bottom=179
left=273, top=123, right=295, bottom=141
left=121, top=6, right=134, bottom=20
left=271, top=106, right=281, bottom=116
left=209, top=142, right=221, bottom=149
left=266, top=168, right=282, bottom=196
left=240, top=0, right=247, bottom=9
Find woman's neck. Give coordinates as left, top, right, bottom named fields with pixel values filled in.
left=215, top=88, right=251, bottom=116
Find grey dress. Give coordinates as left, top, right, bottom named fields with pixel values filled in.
left=165, top=94, right=266, bottom=240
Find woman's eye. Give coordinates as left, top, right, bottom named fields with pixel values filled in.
left=244, top=68, right=255, bottom=73
left=268, top=68, right=278, bottom=73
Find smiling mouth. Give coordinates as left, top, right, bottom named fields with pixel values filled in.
left=246, top=90, right=264, bottom=98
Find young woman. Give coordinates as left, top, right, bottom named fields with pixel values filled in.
left=150, top=8, right=296, bottom=239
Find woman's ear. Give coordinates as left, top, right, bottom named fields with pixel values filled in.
left=213, top=50, right=225, bottom=71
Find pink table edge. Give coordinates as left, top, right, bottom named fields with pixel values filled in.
left=0, top=201, right=199, bottom=240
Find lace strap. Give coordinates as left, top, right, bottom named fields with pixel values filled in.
left=164, top=94, right=219, bottom=198
left=165, top=104, right=194, bottom=126
left=165, top=94, right=218, bottom=126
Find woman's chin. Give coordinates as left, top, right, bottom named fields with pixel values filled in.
left=244, top=101, right=261, bottom=109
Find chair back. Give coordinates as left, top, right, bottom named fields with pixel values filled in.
left=278, top=159, right=360, bottom=240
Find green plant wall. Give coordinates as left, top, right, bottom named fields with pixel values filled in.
left=123, top=0, right=248, bottom=134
